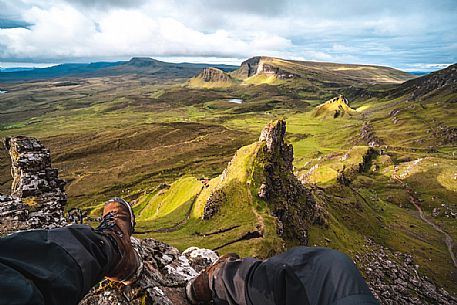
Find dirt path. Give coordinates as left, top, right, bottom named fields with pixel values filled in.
left=412, top=197, right=457, bottom=268
left=393, top=167, right=457, bottom=268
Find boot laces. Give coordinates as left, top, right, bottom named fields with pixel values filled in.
left=95, top=212, right=117, bottom=233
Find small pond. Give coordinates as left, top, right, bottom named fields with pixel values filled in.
left=228, top=98, right=243, bottom=104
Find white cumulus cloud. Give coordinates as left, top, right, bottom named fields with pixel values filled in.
left=0, top=0, right=456, bottom=70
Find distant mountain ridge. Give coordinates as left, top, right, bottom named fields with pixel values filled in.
left=0, top=57, right=239, bottom=82
left=1, top=56, right=417, bottom=85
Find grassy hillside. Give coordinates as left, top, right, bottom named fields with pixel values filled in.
left=133, top=140, right=286, bottom=258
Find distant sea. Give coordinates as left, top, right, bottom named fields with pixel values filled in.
left=0, top=67, right=34, bottom=73
left=408, top=71, right=430, bottom=76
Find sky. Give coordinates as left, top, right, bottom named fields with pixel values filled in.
left=0, top=0, right=456, bottom=71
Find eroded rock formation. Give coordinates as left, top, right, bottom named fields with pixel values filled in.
left=0, top=137, right=67, bottom=233
left=360, top=121, right=384, bottom=147
left=195, top=67, right=232, bottom=83
left=233, top=56, right=300, bottom=79
left=257, top=120, right=323, bottom=244
left=314, top=94, right=355, bottom=118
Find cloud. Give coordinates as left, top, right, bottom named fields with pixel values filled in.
left=63, top=0, right=148, bottom=9
left=0, top=4, right=291, bottom=61
left=0, top=0, right=456, bottom=70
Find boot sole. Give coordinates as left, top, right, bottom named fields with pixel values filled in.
left=185, top=279, right=198, bottom=304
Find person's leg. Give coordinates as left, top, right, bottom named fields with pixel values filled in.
left=0, top=225, right=117, bottom=305
left=0, top=197, right=140, bottom=305
left=198, top=247, right=378, bottom=305
left=245, top=247, right=379, bottom=305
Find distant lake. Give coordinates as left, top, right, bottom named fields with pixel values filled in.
left=228, top=98, right=243, bottom=104
left=0, top=89, right=7, bottom=94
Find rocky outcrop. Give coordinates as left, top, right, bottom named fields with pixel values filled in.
left=194, top=68, right=232, bottom=83
left=233, top=56, right=263, bottom=78
left=5, top=136, right=66, bottom=202
left=432, top=123, right=457, bottom=145
left=359, top=239, right=457, bottom=305
left=200, top=120, right=322, bottom=244
left=188, top=67, right=235, bottom=88
left=360, top=121, right=384, bottom=147
left=0, top=137, right=67, bottom=233
left=202, top=189, right=225, bottom=220
left=232, top=56, right=300, bottom=79
left=257, top=120, right=322, bottom=244
left=314, top=95, right=355, bottom=118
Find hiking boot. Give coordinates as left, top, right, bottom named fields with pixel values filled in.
left=186, top=253, right=240, bottom=304
left=96, top=197, right=140, bottom=285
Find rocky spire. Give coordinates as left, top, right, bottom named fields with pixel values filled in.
left=5, top=136, right=66, bottom=202
left=0, top=137, right=67, bottom=232
left=258, top=120, right=322, bottom=244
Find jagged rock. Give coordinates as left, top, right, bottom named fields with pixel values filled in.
left=313, top=95, right=355, bottom=118
left=0, top=136, right=67, bottom=233
left=195, top=68, right=231, bottom=83
left=201, top=120, right=321, bottom=245
left=202, top=189, right=225, bottom=220
left=258, top=120, right=321, bottom=244
left=4, top=136, right=66, bottom=203
left=360, top=121, right=384, bottom=147
left=182, top=247, right=219, bottom=273
left=259, top=120, right=291, bottom=162
left=0, top=194, right=30, bottom=234
left=233, top=56, right=299, bottom=79
left=359, top=239, right=457, bottom=305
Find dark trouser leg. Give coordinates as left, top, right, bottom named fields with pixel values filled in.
left=213, top=247, right=379, bottom=305
left=0, top=225, right=117, bottom=305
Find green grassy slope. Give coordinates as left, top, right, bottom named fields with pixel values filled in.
left=134, top=140, right=286, bottom=258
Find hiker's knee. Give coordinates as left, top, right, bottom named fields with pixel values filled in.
left=314, top=248, right=355, bottom=272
